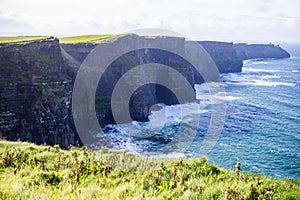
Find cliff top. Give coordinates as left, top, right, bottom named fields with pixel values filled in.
left=0, top=36, right=49, bottom=44
left=59, top=34, right=117, bottom=44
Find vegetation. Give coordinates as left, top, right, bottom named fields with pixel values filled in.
left=0, top=140, right=299, bottom=199
left=0, top=35, right=117, bottom=44
left=59, top=34, right=117, bottom=44
left=0, top=36, right=48, bottom=44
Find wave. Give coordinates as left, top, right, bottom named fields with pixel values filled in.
left=262, top=75, right=281, bottom=79
left=243, top=59, right=252, bottom=65
left=242, top=58, right=270, bottom=65
left=252, top=80, right=296, bottom=87
left=222, top=73, right=254, bottom=84
left=243, top=68, right=280, bottom=73
left=252, top=61, right=269, bottom=65
left=292, top=69, right=299, bottom=73
left=213, top=92, right=242, bottom=101
left=224, top=78, right=296, bottom=87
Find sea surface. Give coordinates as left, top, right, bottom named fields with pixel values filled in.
left=100, top=55, right=300, bottom=180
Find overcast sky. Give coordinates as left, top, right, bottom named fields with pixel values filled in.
left=1, top=0, right=299, bottom=43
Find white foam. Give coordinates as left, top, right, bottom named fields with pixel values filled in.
left=243, top=68, right=280, bottom=73
left=262, top=75, right=281, bottom=79
left=243, top=59, right=252, bottom=65
left=218, top=96, right=242, bottom=101
left=224, top=78, right=296, bottom=87
left=292, top=69, right=299, bottom=73
left=213, top=93, right=242, bottom=101
left=252, top=80, right=296, bottom=87
left=148, top=102, right=210, bottom=129
left=252, top=61, right=268, bottom=65
left=222, top=73, right=254, bottom=83
left=125, top=139, right=139, bottom=153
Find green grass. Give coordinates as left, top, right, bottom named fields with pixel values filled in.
left=0, top=36, right=48, bottom=44
left=59, top=34, right=117, bottom=44
left=0, top=35, right=117, bottom=44
left=0, top=140, right=299, bottom=199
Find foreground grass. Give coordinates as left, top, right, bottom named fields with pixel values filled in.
left=0, top=36, right=48, bottom=44
left=0, top=140, right=299, bottom=199
left=59, top=34, right=117, bottom=44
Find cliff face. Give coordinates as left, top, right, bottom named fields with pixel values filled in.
left=62, top=36, right=246, bottom=124
left=196, top=41, right=243, bottom=83
left=0, top=38, right=76, bottom=148
left=62, top=35, right=196, bottom=124
left=199, top=41, right=243, bottom=73
left=233, top=43, right=290, bottom=60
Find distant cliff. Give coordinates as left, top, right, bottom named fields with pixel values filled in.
left=199, top=41, right=243, bottom=73
left=193, top=41, right=242, bottom=83
left=233, top=43, right=290, bottom=60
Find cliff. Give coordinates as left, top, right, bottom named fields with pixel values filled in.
left=195, top=41, right=242, bottom=83
left=233, top=43, right=290, bottom=60
left=0, top=37, right=76, bottom=148
left=0, top=35, right=291, bottom=147
left=199, top=41, right=243, bottom=73
left=62, top=35, right=243, bottom=124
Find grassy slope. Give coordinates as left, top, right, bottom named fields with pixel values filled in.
left=59, top=34, right=117, bottom=44
left=0, top=36, right=48, bottom=44
left=0, top=140, right=299, bottom=200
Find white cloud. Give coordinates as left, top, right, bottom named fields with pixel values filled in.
left=0, top=0, right=299, bottom=43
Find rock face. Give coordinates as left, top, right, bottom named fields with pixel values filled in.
left=63, top=35, right=196, bottom=124
left=0, top=38, right=76, bottom=148
left=233, top=43, right=290, bottom=60
left=64, top=36, right=244, bottom=124
left=62, top=39, right=244, bottom=83
left=196, top=41, right=243, bottom=83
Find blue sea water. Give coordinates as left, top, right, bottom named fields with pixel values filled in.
left=101, top=56, right=300, bottom=181
left=200, top=57, right=300, bottom=180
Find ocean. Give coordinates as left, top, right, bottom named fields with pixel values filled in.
left=100, top=48, right=300, bottom=181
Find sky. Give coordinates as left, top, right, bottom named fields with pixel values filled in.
left=1, top=0, right=300, bottom=43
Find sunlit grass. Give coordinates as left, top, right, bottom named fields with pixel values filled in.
left=59, top=34, right=117, bottom=44
left=0, top=36, right=48, bottom=43
left=0, top=140, right=299, bottom=199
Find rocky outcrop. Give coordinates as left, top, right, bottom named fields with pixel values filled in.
left=233, top=43, right=290, bottom=60
left=0, top=38, right=76, bottom=148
